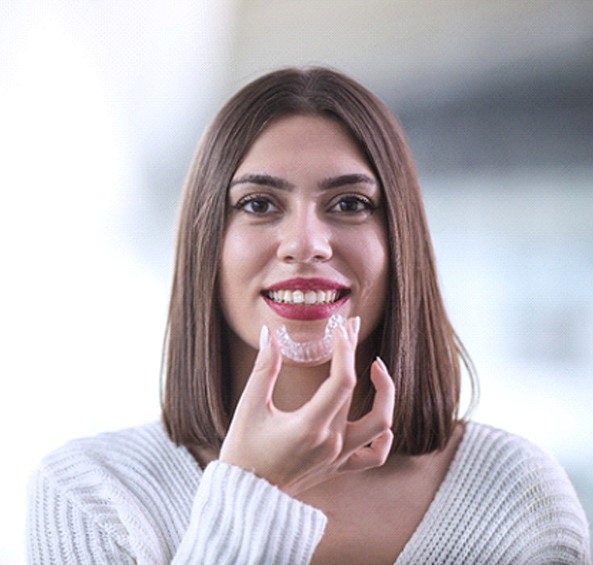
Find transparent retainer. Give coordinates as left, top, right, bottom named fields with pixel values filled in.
left=273, top=314, right=345, bottom=363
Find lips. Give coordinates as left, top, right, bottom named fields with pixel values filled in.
left=262, top=278, right=350, bottom=320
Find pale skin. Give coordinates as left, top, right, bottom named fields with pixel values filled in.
left=220, top=318, right=396, bottom=498
left=212, top=116, right=463, bottom=564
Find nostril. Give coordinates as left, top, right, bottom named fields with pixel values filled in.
left=277, top=237, right=332, bottom=263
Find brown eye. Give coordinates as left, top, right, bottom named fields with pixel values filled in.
left=234, top=195, right=278, bottom=215
left=330, top=195, right=375, bottom=214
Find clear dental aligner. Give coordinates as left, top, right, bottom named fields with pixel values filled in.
left=273, top=314, right=345, bottom=363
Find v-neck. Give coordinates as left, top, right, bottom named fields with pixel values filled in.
left=394, top=421, right=477, bottom=563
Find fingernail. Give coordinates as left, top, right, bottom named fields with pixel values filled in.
left=375, top=356, right=388, bottom=373
left=259, top=325, right=270, bottom=350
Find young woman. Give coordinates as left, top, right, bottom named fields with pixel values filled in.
left=28, top=67, right=590, bottom=564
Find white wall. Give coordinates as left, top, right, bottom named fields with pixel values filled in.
left=0, top=1, right=236, bottom=562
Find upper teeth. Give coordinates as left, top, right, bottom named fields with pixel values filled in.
left=268, top=289, right=339, bottom=305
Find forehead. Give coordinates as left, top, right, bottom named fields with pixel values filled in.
left=235, top=115, right=373, bottom=175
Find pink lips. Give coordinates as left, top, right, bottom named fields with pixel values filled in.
left=262, top=277, right=350, bottom=321
left=265, top=277, right=346, bottom=291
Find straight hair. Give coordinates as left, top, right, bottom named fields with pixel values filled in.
left=162, top=66, right=476, bottom=455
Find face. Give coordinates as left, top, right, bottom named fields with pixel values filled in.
left=219, top=115, right=388, bottom=365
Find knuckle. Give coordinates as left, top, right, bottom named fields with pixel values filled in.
left=307, top=428, right=343, bottom=458
left=368, top=442, right=391, bottom=467
left=307, top=429, right=327, bottom=447
left=375, top=450, right=389, bottom=467
left=300, top=427, right=328, bottom=448
left=326, top=440, right=343, bottom=462
left=339, top=372, right=357, bottom=392
left=371, top=414, right=392, bottom=435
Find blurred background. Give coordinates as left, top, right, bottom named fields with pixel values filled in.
left=1, top=1, right=592, bottom=562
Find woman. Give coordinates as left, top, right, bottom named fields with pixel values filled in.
left=28, top=67, right=590, bottom=564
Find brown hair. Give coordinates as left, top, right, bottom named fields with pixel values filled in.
left=162, top=66, right=475, bottom=455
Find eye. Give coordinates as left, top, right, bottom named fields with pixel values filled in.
left=233, top=194, right=279, bottom=215
left=329, top=195, right=376, bottom=214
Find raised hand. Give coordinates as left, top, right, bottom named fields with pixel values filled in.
left=219, top=317, right=395, bottom=497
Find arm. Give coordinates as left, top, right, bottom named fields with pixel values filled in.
left=172, top=461, right=326, bottom=564
left=27, top=317, right=395, bottom=564
left=27, top=452, right=325, bottom=565
left=27, top=465, right=136, bottom=565
left=174, top=316, right=394, bottom=563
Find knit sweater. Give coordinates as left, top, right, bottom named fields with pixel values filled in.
left=27, top=421, right=591, bottom=564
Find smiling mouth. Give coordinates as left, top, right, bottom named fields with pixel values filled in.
left=262, top=289, right=350, bottom=305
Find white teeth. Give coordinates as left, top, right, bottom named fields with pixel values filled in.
left=267, top=289, right=340, bottom=305
left=304, top=290, right=317, bottom=305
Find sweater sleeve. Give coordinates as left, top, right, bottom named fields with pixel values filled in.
left=172, top=461, right=327, bottom=564
left=27, top=445, right=327, bottom=565
left=27, top=462, right=137, bottom=565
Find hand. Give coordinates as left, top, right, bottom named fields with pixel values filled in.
left=219, top=317, right=395, bottom=497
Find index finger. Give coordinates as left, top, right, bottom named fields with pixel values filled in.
left=303, top=317, right=359, bottom=426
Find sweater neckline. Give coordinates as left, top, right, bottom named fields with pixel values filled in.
left=168, top=420, right=482, bottom=564
left=394, top=420, right=479, bottom=563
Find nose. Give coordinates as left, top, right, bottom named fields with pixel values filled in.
left=276, top=206, right=332, bottom=263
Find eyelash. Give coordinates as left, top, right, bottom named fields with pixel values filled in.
left=233, top=194, right=278, bottom=215
left=232, top=193, right=377, bottom=216
left=329, top=194, right=376, bottom=214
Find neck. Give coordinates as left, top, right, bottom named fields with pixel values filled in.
left=271, top=361, right=333, bottom=411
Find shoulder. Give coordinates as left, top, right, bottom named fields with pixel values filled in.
left=459, top=422, right=578, bottom=492
left=28, top=423, right=202, bottom=561
left=38, top=421, right=195, bottom=477
left=400, top=423, right=591, bottom=563
left=31, top=421, right=200, bottom=513
left=447, top=422, right=591, bottom=562
left=461, top=421, right=564, bottom=469
left=457, top=422, right=585, bottom=513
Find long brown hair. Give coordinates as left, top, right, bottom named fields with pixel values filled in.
left=162, top=66, right=476, bottom=455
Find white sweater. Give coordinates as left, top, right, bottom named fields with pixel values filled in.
left=27, top=421, right=591, bottom=564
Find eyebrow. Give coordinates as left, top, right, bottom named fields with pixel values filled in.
left=319, top=173, right=377, bottom=190
left=229, top=174, right=294, bottom=190
left=229, top=173, right=377, bottom=191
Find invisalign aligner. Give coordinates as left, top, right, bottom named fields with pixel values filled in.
left=273, top=314, right=345, bottom=363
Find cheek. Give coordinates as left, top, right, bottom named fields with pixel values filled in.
left=220, top=231, right=240, bottom=274
left=354, top=230, right=390, bottom=324
left=218, top=229, right=268, bottom=311
left=367, top=252, right=389, bottom=308
left=357, top=229, right=389, bottom=292
left=218, top=232, right=245, bottom=316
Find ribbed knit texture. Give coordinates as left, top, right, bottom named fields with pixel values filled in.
left=27, top=421, right=591, bottom=564
left=395, top=423, right=591, bottom=564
